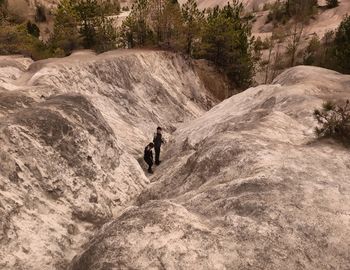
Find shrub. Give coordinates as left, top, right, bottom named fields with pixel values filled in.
left=35, top=5, right=47, bottom=22
left=266, top=1, right=288, bottom=24
left=326, top=0, right=339, bottom=8
left=314, top=100, right=350, bottom=143
left=0, top=23, right=54, bottom=59
left=26, top=21, right=40, bottom=38
left=303, top=35, right=321, bottom=65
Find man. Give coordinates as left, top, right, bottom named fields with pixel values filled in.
left=153, top=127, right=165, bottom=165
left=144, top=142, right=154, bottom=174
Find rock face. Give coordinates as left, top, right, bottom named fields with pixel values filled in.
left=70, top=66, right=350, bottom=270
left=0, top=50, right=215, bottom=270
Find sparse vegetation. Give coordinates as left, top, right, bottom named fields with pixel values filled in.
left=266, top=1, right=288, bottom=24
left=266, top=0, right=318, bottom=25
left=0, top=1, right=56, bottom=59
left=314, top=100, right=350, bottom=144
left=303, top=35, right=321, bottom=65
left=0, top=23, right=53, bottom=59
left=299, top=15, right=350, bottom=74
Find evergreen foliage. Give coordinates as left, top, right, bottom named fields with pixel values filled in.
left=120, top=0, right=255, bottom=90
left=267, top=0, right=318, bottom=24
left=314, top=100, right=350, bottom=143
left=333, top=15, right=350, bottom=73
left=51, top=0, right=119, bottom=54
left=198, top=1, right=254, bottom=88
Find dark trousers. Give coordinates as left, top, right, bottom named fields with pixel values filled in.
left=155, top=147, right=161, bottom=164
left=145, top=159, right=153, bottom=172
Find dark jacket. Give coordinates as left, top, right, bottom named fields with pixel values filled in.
left=144, top=146, right=153, bottom=162
left=153, top=133, right=164, bottom=148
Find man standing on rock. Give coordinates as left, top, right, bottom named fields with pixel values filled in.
left=153, top=127, right=165, bottom=165
left=144, top=142, right=154, bottom=174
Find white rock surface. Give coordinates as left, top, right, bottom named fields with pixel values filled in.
left=70, top=66, right=350, bottom=270
left=0, top=50, right=215, bottom=270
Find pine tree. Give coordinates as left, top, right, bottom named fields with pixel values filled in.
left=333, top=15, right=350, bottom=72
left=199, top=1, right=254, bottom=88
left=181, top=0, right=204, bottom=55
left=119, top=0, right=153, bottom=48
left=51, top=0, right=81, bottom=54
left=51, top=0, right=118, bottom=54
left=120, top=0, right=182, bottom=48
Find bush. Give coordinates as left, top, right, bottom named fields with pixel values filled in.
left=314, top=100, right=350, bottom=143
left=26, top=21, right=40, bottom=38
left=35, top=5, right=47, bottom=22
left=303, top=35, right=321, bottom=65
left=326, top=0, right=339, bottom=8
left=266, top=1, right=288, bottom=24
left=0, top=23, right=54, bottom=59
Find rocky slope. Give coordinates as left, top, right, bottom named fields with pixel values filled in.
left=69, top=66, right=350, bottom=270
left=0, top=50, right=215, bottom=270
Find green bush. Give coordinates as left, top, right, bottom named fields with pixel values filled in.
left=314, top=100, right=350, bottom=143
left=198, top=2, right=255, bottom=89
left=0, top=23, right=53, bottom=59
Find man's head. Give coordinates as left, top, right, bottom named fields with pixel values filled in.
left=157, top=127, right=162, bottom=134
left=148, top=142, right=154, bottom=149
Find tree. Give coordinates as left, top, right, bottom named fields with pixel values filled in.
left=198, top=1, right=254, bottom=88
left=303, top=35, right=321, bottom=65
left=333, top=15, right=350, bottom=73
left=120, top=0, right=182, bottom=48
left=286, top=21, right=304, bottom=67
left=119, top=0, right=154, bottom=48
left=51, top=0, right=119, bottom=54
left=181, top=0, right=204, bottom=55
left=149, top=0, right=182, bottom=47
left=267, top=0, right=318, bottom=24
left=50, top=0, right=81, bottom=54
